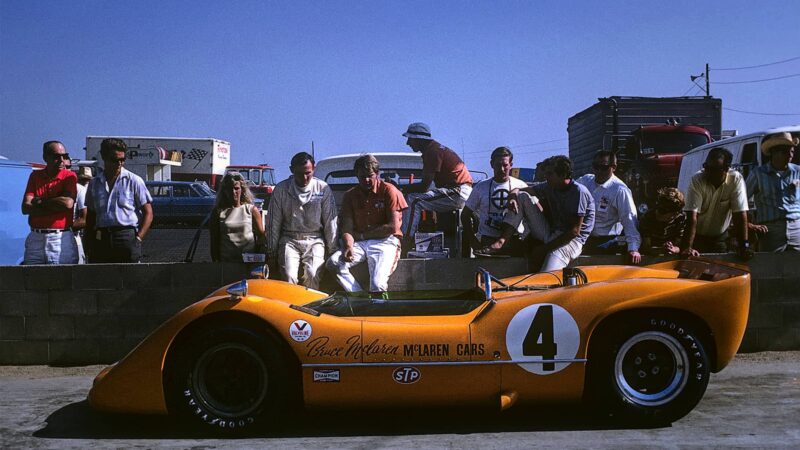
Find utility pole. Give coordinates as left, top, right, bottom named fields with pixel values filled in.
left=311, top=140, right=315, bottom=159
left=705, top=63, right=710, bottom=97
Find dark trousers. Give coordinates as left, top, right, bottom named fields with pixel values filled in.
left=87, top=227, right=142, bottom=263
left=583, top=236, right=626, bottom=255
left=693, top=231, right=729, bottom=253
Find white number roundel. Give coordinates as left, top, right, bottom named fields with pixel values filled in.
left=505, top=303, right=580, bottom=375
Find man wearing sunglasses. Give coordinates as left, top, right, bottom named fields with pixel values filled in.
left=682, top=147, right=751, bottom=260
left=576, top=150, right=641, bottom=264
left=84, top=138, right=153, bottom=263
left=21, top=141, right=79, bottom=264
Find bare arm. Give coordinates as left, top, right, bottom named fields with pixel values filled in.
left=681, top=211, right=699, bottom=256
left=22, top=193, right=74, bottom=216
left=251, top=205, right=266, bottom=244
left=137, top=203, right=153, bottom=240
left=543, top=215, right=584, bottom=252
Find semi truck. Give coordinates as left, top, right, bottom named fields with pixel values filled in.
left=85, top=136, right=230, bottom=189
left=567, top=96, right=721, bottom=210
left=224, top=164, right=277, bottom=203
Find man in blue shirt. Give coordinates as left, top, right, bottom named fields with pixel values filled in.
left=483, top=155, right=595, bottom=271
left=85, top=138, right=153, bottom=263
left=746, top=132, right=800, bottom=252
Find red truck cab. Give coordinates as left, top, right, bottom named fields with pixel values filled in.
left=224, top=164, right=277, bottom=204
left=620, top=124, right=712, bottom=212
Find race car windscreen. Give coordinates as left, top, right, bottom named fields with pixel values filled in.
left=303, top=289, right=486, bottom=317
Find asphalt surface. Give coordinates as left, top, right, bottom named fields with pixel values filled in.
left=1, top=351, right=798, bottom=449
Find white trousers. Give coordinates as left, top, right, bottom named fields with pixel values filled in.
left=23, top=230, right=78, bottom=265
left=327, top=236, right=401, bottom=293
left=503, top=192, right=583, bottom=272
left=279, top=235, right=326, bottom=289
left=404, top=185, right=472, bottom=239
left=760, top=219, right=800, bottom=252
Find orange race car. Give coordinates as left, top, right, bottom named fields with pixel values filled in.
left=88, top=258, right=750, bottom=432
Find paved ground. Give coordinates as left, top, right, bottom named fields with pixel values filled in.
left=1, top=351, right=798, bottom=449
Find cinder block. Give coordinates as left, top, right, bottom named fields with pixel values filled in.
left=97, top=289, right=146, bottom=315
left=756, top=327, right=799, bottom=351
left=121, top=263, right=172, bottom=289
left=0, top=340, right=49, bottom=364
left=98, top=337, right=143, bottom=363
left=782, top=304, right=800, bottom=328
left=167, top=287, right=220, bottom=311
left=221, top=262, right=252, bottom=284
left=74, top=316, right=126, bottom=339
left=172, top=263, right=223, bottom=288
left=71, top=265, right=123, bottom=290
left=49, top=340, right=101, bottom=366
left=0, top=316, right=25, bottom=340
left=746, top=304, right=784, bottom=328
left=24, top=266, right=72, bottom=290
left=0, top=267, right=26, bottom=290
left=25, top=316, right=75, bottom=340
left=747, top=253, right=785, bottom=278
left=49, top=291, right=97, bottom=315
left=0, top=291, right=49, bottom=316
left=756, top=278, right=796, bottom=303
left=123, top=315, right=171, bottom=339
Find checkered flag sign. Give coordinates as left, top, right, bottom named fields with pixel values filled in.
left=185, top=148, right=208, bottom=161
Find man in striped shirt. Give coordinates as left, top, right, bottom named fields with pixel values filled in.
left=746, top=132, right=800, bottom=252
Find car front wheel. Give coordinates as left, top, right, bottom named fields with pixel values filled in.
left=593, top=316, right=710, bottom=425
left=165, top=327, right=288, bottom=432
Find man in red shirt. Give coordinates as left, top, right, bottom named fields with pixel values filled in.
left=402, top=122, right=473, bottom=246
left=21, top=141, right=78, bottom=264
left=327, top=154, right=408, bottom=294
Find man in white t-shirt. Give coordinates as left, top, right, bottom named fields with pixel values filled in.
left=462, top=146, right=529, bottom=255
left=72, top=166, right=92, bottom=263
left=576, top=150, right=641, bottom=264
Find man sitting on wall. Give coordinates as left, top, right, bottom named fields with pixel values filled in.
left=327, top=154, right=408, bottom=295
left=462, top=146, right=528, bottom=255
left=483, top=155, right=595, bottom=272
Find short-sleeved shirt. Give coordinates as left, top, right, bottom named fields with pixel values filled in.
left=745, top=162, right=800, bottom=223
left=532, top=180, right=595, bottom=245
left=73, top=183, right=87, bottom=222
left=341, top=179, right=408, bottom=238
left=421, top=140, right=472, bottom=188
left=683, top=169, right=748, bottom=237
left=24, top=168, right=77, bottom=229
left=87, top=167, right=152, bottom=228
left=465, top=176, right=528, bottom=238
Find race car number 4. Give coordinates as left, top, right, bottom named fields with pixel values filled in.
left=505, top=303, right=580, bottom=375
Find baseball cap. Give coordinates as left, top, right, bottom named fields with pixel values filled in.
left=403, top=122, right=433, bottom=140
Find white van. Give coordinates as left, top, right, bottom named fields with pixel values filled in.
left=677, top=125, right=800, bottom=194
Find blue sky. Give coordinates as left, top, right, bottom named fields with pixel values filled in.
left=2, top=0, right=799, bottom=179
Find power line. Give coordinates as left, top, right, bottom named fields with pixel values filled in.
left=462, top=138, right=566, bottom=156
left=712, top=73, right=800, bottom=84
left=714, top=56, right=800, bottom=71
left=723, top=107, right=800, bottom=117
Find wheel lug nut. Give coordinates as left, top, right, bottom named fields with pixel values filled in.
left=652, top=366, right=660, bottom=375
left=634, top=357, right=642, bottom=365
left=648, top=353, right=656, bottom=361
left=638, top=370, right=647, bottom=378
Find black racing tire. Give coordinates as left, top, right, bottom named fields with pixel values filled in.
left=164, top=327, right=289, bottom=433
left=590, top=315, right=710, bottom=425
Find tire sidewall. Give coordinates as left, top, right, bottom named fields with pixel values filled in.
left=595, top=316, right=710, bottom=424
left=166, top=327, right=288, bottom=432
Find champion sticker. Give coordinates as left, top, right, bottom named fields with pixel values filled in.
left=313, top=369, right=340, bottom=382
left=289, top=319, right=312, bottom=342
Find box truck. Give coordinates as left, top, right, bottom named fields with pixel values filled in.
left=85, top=136, right=230, bottom=188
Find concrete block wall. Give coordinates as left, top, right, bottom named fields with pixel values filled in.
left=0, top=253, right=798, bottom=365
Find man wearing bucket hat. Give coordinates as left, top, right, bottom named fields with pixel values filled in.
left=745, top=131, right=800, bottom=252
left=402, top=122, right=473, bottom=249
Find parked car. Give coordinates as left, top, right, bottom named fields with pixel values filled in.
left=88, top=258, right=750, bottom=432
left=146, top=181, right=217, bottom=225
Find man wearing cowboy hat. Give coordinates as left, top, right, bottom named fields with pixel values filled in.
left=746, top=131, right=800, bottom=252
left=401, top=122, right=473, bottom=249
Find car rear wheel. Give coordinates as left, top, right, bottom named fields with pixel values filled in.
left=591, top=316, right=710, bottom=425
left=165, top=327, right=288, bottom=432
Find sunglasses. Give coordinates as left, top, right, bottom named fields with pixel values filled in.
left=593, top=163, right=612, bottom=170
left=50, top=153, right=71, bottom=160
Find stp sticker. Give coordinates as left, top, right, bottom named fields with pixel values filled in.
left=392, top=366, right=421, bottom=384
left=289, top=320, right=312, bottom=342
left=505, top=303, right=580, bottom=375
left=313, top=369, right=340, bottom=383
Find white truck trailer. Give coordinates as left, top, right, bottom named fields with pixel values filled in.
left=85, top=136, right=231, bottom=188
